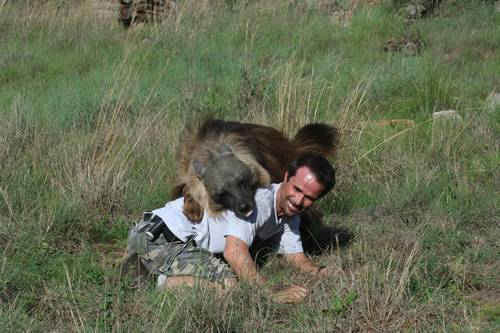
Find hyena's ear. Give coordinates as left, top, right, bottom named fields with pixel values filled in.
left=218, top=143, right=234, bottom=156
left=192, top=159, right=206, bottom=178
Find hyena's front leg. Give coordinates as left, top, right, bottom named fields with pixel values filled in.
left=182, top=192, right=204, bottom=223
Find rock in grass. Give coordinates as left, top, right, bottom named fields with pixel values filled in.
left=487, top=92, right=500, bottom=107
left=400, top=0, right=441, bottom=21
left=401, top=2, right=426, bottom=20
left=432, top=110, right=463, bottom=122
left=495, top=1, right=500, bottom=13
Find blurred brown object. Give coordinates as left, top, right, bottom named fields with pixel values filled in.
left=381, top=36, right=423, bottom=56
left=119, top=0, right=175, bottom=28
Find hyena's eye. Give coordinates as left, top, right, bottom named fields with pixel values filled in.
left=239, top=173, right=253, bottom=187
left=214, top=190, right=227, bottom=202
left=249, top=175, right=259, bottom=188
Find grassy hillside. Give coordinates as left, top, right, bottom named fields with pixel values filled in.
left=0, top=0, right=498, bottom=331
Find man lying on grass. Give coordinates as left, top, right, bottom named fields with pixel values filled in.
left=123, top=154, right=338, bottom=304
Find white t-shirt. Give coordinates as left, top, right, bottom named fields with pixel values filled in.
left=151, top=184, right=303, bottom=254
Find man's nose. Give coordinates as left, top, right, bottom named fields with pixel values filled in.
left=296, top=193, right=304, bottom=205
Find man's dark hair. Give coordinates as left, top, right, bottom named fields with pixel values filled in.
left=287, top=154, right=335, bottom=197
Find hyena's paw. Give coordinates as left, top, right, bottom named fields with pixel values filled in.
left=183, top=195, right=204, bottom=223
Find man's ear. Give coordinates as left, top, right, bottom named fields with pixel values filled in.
left=192, top=159, right=206, bottom=179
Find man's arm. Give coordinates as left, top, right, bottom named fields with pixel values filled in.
left=223, top=235, right=308, bottom=303
left=223, top=235, right=267, bottom=285
left=283, top=252, right=339, bottom=278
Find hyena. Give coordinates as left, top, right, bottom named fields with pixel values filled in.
left=171, top=118, right=339, bottom=225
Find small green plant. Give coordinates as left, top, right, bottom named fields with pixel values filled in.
left=330, top=290, right=358, bottom=314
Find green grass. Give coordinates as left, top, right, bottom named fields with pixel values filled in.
left=0, top=0, right=499, bottom=331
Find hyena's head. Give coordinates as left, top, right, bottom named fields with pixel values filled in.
left=192, top=144, right=260, bottom=219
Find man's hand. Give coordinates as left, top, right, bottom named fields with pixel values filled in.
left=224, top=236, right=310, bottom=304
left=267, top=284, right=308, bottom=304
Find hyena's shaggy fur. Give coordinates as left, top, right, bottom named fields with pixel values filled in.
left=172, top=118, right=339, bottom=226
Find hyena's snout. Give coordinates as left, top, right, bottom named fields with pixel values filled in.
left=226, top=187, right=256, bottom=219
left=235, top=199, right=255, bottom=219
left=209, top=181, right=257, bottom=219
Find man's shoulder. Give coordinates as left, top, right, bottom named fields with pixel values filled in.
left=255, top=185, right=275, bottom=203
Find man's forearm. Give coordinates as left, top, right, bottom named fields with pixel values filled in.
left=224, top=236, right=309, bottom=304
left=223, top=235, right=267, bottom=286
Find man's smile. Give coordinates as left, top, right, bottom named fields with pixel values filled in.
left=287, top=199, right=301, bottom=213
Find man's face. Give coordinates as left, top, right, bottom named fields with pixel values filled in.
left=276, top=166, right=325, bottom=218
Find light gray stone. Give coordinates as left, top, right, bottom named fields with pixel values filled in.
left=400, top=2, right=426, bottom=20
left=433, top=110, right=463, bottom=121
left=487, top=92, right=500, bottom=107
